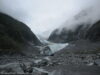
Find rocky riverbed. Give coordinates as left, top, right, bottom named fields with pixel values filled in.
left=0, top=12, right=100, bottom=75
left=0, top=40, right=100, bottom=75
left=0, top=53, right=100, bottom=75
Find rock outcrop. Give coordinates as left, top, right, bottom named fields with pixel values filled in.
left=86, top=21, right=100, bottom=42
left=48, top=20, right=100, bottom=43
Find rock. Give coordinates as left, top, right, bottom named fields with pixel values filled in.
left=19, top=62, right=33, bottom=73
left=86, top=62, right=94, bottom=66
left=33, top=67, right=49, bottom=75
left=94, top=59, right=100, bottom=66
left=40, top=46, right=52, bottom=56
left=33, top=58, right=50, bottom=67
left=0, top=63, right=24, bottom=74
left=45, top=65, right=100, bottom=75
left=0, top=13, right=42, bottom=56
left=86, top=21, right=100, bottom=42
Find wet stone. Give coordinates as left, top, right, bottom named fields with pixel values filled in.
left=94, top=59, right=100, bottom=66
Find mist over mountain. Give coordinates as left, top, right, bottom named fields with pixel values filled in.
left=48, top=6, right=100, bottom=43
left=0, top=0, right=100, bottom=74
left=0, top=0, right=100, bottom=39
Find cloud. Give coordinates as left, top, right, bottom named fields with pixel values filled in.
left=0, top=0, right=100, bottom=38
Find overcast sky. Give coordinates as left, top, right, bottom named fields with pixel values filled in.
left=0, top=0, right=100, bottom=38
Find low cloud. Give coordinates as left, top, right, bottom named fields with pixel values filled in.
left=0, top=0, right=100, bottom=38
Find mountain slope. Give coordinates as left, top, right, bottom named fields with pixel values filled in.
left=48, top=20, right=100, bottom=43
left=0, top=13, right=42, bottom=55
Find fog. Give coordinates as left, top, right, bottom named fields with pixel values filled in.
left=59, top=3, right=100, bottom=32
left=0, top=0, right=100, bottom=38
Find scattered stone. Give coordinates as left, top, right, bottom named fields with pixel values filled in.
left=19, top=62, right=33, bottom=73
left=33, top=67, right=49, bottom=75
left=0, top=63, right=24, bottom=74
left=94, top=59, right=100, bottom=66
left=33, top=59, right=49, bottom=67
left=86, top=62, right=94, bottom=66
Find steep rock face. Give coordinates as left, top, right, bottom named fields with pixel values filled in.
left=48, top=25, right=89, bottom=43
left=86, top=21, right=100, bottom=41
left=48, top=20, right=100, bottom=43
left=0, top=13, right=42, bottom=54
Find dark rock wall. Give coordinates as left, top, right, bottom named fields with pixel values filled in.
left=0, top=13, right=42, bottom=54
left=86, top=21, right=100, bottom=41
left=48, top=21, right=100, bottom=43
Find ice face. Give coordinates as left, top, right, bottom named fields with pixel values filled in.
left=38, top=39, right=69, bottom=56
left=48, top=43, right=69, bottom=54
